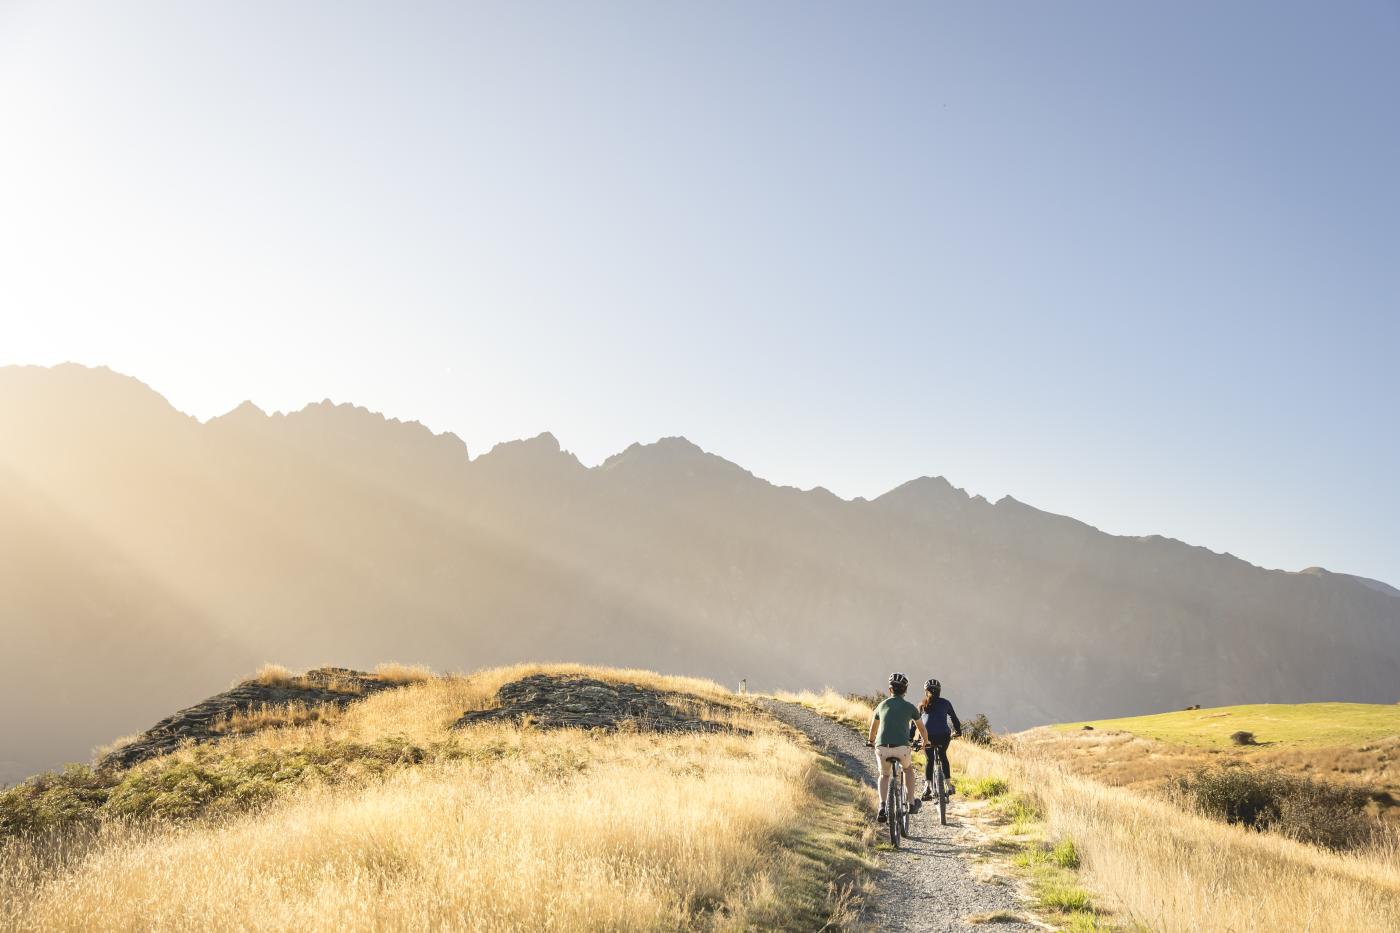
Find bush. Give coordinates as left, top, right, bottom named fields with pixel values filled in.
left=1171, top=764, right=1378, bottom=850
left=962, top=713, right=994, bottom=745
left=846, top=692, right=884, bottom=711
left=1230, top=730, right=1257, bottom=746
left=0, top=765, right=117, bottom=836
left=0, top=736, right=454, bottom=838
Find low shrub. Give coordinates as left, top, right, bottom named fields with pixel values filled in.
left=846, top=692, right=885, bottom=712
left=0, top=765, right=117, bottom=835
left=1171, top=764, right=1378, bottom=850
left=963, top=713, right=995, bottom=746
left=1230, top=730, right=1257, bottom=746
left=0, top=736, right=460, bottom=838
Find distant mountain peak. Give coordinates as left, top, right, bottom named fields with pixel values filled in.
left=599, top=436, right=753, bottom=484
left=473, top=431, right=582, bottom=476
left=872, top=476, right=973, bottom=516
left=209, top=400, right=268, bottom=426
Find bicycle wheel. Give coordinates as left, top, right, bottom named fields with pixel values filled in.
left=936, top=751, right=948, bottom=826
left=887, top=765, right=900, bottom=848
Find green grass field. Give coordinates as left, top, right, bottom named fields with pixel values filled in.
left=1054, top=702, right=1400, bottom=749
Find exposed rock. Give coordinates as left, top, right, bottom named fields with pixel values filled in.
left=454, top=674, right=738, bottom=734
left=98, top=668, right=405, bottom=771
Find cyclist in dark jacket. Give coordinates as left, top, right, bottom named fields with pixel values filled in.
left=912, top=678, right=962, bottom=800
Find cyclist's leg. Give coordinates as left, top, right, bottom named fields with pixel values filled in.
left=895, top=745, right=916, bottom=798
left=875, top=746, right=894, bottom=803
left=935, top=736, right=952, bottom=779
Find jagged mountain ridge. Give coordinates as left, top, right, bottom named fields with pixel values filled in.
left=2, top=363, right=1397, bottom=782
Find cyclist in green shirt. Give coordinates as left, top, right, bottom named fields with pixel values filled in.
left=867, top=672, right=930, bottom=822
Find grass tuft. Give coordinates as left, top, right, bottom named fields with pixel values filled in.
left=372, top=662, right=434, bottom=684
left=250, top=663, right=297, bottom=687
left=960, top=776, right=1010, bottom=799
left=1051, top=836, right=1081, bottom=870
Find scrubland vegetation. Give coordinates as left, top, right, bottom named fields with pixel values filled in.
left=1, top=664, right=872, bottom=932
left=1037, top=704, right=1400, bottom=828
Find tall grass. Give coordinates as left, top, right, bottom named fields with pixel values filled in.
left=372, top=662, right=434, bottom=684
left=959, top=741, right=1400, bottom=932
left=1, top=665, right=866, bottom=932
left=772, top=689, right=873, bottom=731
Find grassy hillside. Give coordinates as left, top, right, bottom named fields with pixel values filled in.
left=1055, top=702, right=1400, bottom=749
left=1034, top=702, right=1400, bottom=829
left=799, top=692, right=1400, bottom=932
left=1, top=664, right=873, bottom=932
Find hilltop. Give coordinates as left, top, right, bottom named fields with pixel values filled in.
left=3, top=362, right=1399, bottom=779
left=0, top=663, right=872, bottom=932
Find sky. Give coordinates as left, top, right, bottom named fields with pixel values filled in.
left=1, top=2, right=1397, bottom=584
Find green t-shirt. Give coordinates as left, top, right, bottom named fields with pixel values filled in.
left=873, top=695, right=920, bottom=748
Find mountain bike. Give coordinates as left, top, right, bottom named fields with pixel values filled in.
left=869, top=743, right=911, bottom=847
left=925, top=741, right=949, bottom=825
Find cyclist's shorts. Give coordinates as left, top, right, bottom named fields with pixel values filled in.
left=875, top=744, right=912, bottom=779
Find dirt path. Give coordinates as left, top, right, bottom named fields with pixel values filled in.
left=760, top=700, right=1038, bottom=933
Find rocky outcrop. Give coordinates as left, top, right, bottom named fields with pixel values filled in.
left=98, top=668, right=405, bottom=771
left=454, top=674, right=739, bottom=734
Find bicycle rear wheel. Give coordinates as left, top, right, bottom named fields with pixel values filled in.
left=887, top=766, right=900, bottom=848
left=936, top=754, right=948, bottom=826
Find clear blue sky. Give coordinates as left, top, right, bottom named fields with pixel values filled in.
left=2, top=2, right=1397, bottom=584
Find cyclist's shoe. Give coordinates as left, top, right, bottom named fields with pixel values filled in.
left=947, top=780, right=957, bottom=796
left=921, top=787, right=934, bottom=801
left=910, top=798, right=922, bottom=814
left=877, top=806, right=887, bottom=823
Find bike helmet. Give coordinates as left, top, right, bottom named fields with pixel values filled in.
left=889, top=672, right=909, bottom=688
left=925, top=678, right=941, bottom=692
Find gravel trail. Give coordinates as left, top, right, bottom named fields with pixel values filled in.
left=759, top=700, right=1038, bottom=933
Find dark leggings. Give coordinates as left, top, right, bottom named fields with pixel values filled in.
left=924, top=736, right=952, bottom=782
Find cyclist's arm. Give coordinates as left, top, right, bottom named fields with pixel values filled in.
left=948, top=703, right=963, bottom=735
left=915, top=718, right=931, bottom=747
left=867, top=712, right=880, bottom=746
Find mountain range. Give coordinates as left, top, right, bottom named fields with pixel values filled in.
left=2, top=363, right=1397, bottom=782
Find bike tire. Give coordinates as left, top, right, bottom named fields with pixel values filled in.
left=936, top=753, right=948, bottom=826
left=887, top=766, right=900, bottom=848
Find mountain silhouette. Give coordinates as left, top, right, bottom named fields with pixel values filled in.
left=2, top=363, right=1397, bottom=781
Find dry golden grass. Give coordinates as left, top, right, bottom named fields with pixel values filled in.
left=372, top=661, right=434, bottom=684
left=1, top=664, right=870, bottom=933
left=89, top=733, right=140, bottom=762
left=250, top=663, right=296, bottom=687
left=1020, top=726, right=1400, bottom=824
left=209, top=701, right=343, bottom=735
left=772, top=689, right=874, bottom=731
left=958, top=740, right=1400, bottom=932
